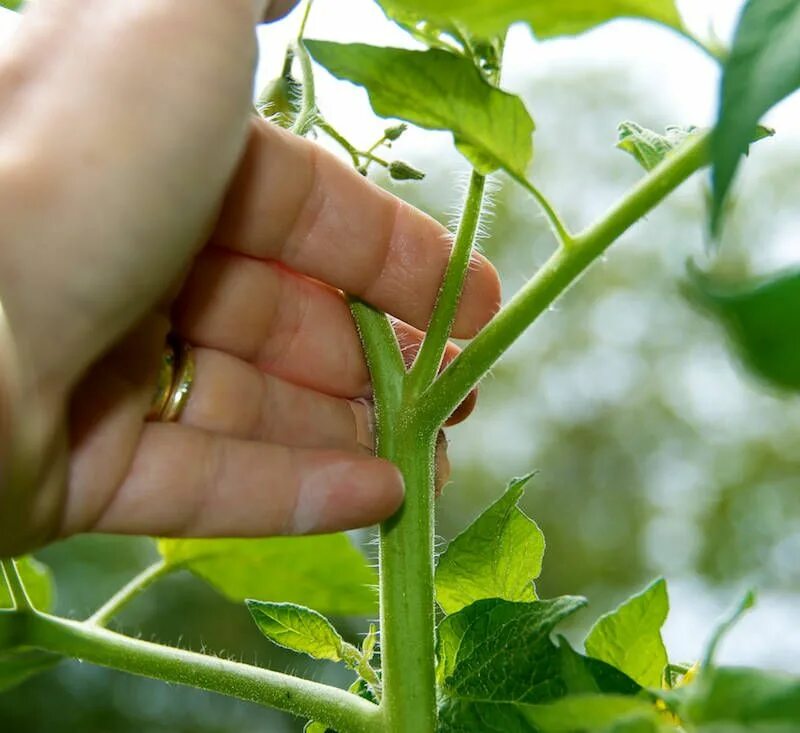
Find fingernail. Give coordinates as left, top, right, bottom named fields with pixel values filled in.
left=292, top=457, right=404, bottom=534
left=350, top=398, right=376, bottom=453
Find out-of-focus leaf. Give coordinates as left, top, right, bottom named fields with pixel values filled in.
left=0, top=649, right=60, bottom=693
left=247, top=601, right=350, bottom=663
left=712, top=0, right=800, bottom=232
left=678, top=667, right=800, bottom=727
left=702, top=589, right=756, bottom=668
left=0, top=1, right=24, bottom=11
left=688, top=267, right=800, bottom=393
left=522, top=694, right=660, bottom=731
left=435, top=474, right=543, bottom=614
left=436, top=597, right=640, bottom=729
left=305, top=41, right=534, bottom=177
left=377, top=0, right=684, bottom=40
left=157, top=535, right=377, bottom=616
left=584, top=579, right=669, bottom=688
left=0, top=557, right=54, bottom=611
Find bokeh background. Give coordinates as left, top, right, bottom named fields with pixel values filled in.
left=2, top=0, right=799, bottom=730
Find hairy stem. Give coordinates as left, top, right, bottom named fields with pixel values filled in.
left=408, top=170, right=486, bottom=396
left=422, top=131, right=710, bottom=427
left=349, top=306, right=438, bottom=729
left=348, top=299, right=405, bottom=413
left=318, top=118, right=362, bottom=168
left=1, top=610, right=381, bottom=733
left=377, top=420, right=438, bottom=733
left=87, top=559, right=172, bottom=627
left=1, top=559, right=33, bottom=611
left=511, top=173, right=574, bottom=248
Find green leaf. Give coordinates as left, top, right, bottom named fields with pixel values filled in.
left=584, top=579, right=669, bottom=688
left=712, top=0, right=800, bottom=231
left=522, top=694, right=660, bottom=732
left=617, top=122, right=700, bottom=172
left=679, top=667, right=800, bottom=727
left=247, top=601, right=350, bottom=663
left=0, top=557, right=55, bottom=611
left=0, top=649, right=60, bottom=692
left=687, top=267, right=800, bottom=393
left=157, top=535, right=377, bottom=616
left=435, top=474, right=544, bottom=614
left=377, top=0, right=684, bottom=40
left=436, top=597, right=640, bottom=728
left=701, top=589, right=756, bottom=668
left=305, top=41, right=534, bottom=177
left=0, top=1, right=24, bottom=11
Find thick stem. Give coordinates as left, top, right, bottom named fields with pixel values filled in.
left=422, top=131, right=710, bottom=427
left=1, top=559, right=33, bottom=611
left=1, top=610, right=381, bottom=733
left=87, top=559, right=172, bottom=627
left=378, top=419, right=438, bottom=733
left=408, top=171, right=486, bottom=396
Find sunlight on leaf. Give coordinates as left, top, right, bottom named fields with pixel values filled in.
left=305, top=41, right=534, bottom=177
left=0, top=557, right=54, bottom=611
left=377, top=0, right=684, bottom=40
left=522, top=694, right=659, bottom=732
left=247, top=601, right=349, bottom=663
left=435, top=474, right=544, bottom=614
left=157, top=535, right=377, bottom=616
left=584, top=578, right=669, bottom=688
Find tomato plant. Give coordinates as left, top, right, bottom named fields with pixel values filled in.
left=3, top=0, right=800, bottom=731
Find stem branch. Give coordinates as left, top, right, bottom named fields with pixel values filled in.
left=1, top=559, right=33, bottom=611
left=408, top=170, right=486, bottom=397
left=423, top=131, right=710, bottom=426
left=87, top=559, right=172, bottom=627
left=1, top=610, right=381, bottom=733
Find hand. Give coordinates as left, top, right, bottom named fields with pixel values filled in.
left=0, top=0, right=500, bottom=556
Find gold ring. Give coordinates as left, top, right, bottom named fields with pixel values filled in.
left=147, top=336, right=195, bottom=423
left=146, top=340, right=177, bottom=421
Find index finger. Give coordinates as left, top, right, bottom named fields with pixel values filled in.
left=211, top=120, right=502, bottom=338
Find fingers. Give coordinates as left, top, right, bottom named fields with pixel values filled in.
left=0, top=0, right=262, bottom=389
left=261, top=0, right=301, bottom=21
left=173, top=248, right=467, bottom=403
left=181, top=347, right=374, bottom=452
left=91, top=423, right=404, bottom=537
left=212, top=120, right=502, bottom=338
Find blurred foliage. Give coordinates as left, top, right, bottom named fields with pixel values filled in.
left=3, top=17, right=800, bottom=733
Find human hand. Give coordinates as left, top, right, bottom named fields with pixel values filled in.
left=0, top=0, right=501, bottom=556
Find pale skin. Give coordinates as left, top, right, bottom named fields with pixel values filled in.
left=0, top=0, right=501, bottom=556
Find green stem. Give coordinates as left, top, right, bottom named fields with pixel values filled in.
left=2, top=610, right=381, bottom=733
left=290, top=39, right=317, bottom=136
left=408, top=170, right=486, bottom=399
left=1, top=559, right=33, bottom=611
left=422, top=130, right=711, bottom=427
left=349, top=308, right=438, bottom=730
left=377, top=420, right=438, bottom=733
left=348, top=299, right=405, bottom=412
left=511, top=173, right=574, bottom=248
left=87, top=559, right=172, bottom=627
left=318, top=118, right=362, bottom=169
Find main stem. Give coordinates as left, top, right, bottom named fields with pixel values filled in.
left=377, top=413, right=438, bottom=733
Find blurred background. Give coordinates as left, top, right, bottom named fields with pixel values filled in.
left=2, top=0, right=799, bottom=730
